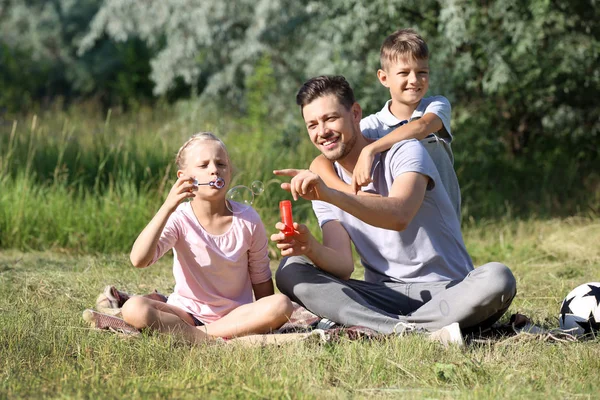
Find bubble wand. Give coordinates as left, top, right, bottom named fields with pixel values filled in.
left=193, top=177, right=225, bottom=189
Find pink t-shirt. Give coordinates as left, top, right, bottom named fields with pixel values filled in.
left=149, top=201, right=272, bottom=323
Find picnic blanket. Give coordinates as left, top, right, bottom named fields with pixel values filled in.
left=82, top=287, right=580, bottom=344
left=83, top=299, right=382, bottom=341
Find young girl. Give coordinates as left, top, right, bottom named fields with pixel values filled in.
left=122, top=132, right=293, bottom=344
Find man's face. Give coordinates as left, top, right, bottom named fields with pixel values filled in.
left=378, top=57, right=430, bottom=107
left=302, top=94, right=361, bottom=162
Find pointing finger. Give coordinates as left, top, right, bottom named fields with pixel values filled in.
left=273, top=169, right=300, bottom=177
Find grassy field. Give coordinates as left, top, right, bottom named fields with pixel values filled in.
left=1, top=105, right=599, bottom=398
left=1, top=217, right=599, bottom=399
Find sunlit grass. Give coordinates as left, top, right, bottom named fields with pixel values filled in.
left=1, top=217, right=599, bottom=398
left=0, top=102, right=319, bottom=253
left=1, top=102, right=600, bottom=398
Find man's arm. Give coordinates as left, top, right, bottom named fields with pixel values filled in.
left=275, top=168, right=429, bottom=232
left=329, top=172, right=429, bottom=231
left=271, top=220, right=354, bottom=280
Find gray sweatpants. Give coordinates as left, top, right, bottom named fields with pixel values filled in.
left=276, top=256, right=517, bottom=334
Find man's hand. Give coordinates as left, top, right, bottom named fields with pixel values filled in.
left=273, top=169, right=331, bottom=201
left=351, top=146, right=375, bottom=194
left=270, top=222, right=314, bottom=257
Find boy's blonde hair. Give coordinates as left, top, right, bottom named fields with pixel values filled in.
left=175, top=132, right=228, bottom=169
left=380, top=28, right=429, bottom=71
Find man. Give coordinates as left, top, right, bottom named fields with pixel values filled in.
left=271, top=75, right=516, bottom=345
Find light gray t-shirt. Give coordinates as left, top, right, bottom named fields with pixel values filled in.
left=312, top=139, right=473, bottom=284
left=360, top=96, right=461, bottom=220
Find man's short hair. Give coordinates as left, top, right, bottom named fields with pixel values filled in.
left=296, top=75, right=355, bottom=113
left=380, top=28, right=429, bottom=71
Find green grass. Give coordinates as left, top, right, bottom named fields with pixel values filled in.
left=0, top=102, right=320, bottom=253
left=1, top=101, right=599, bottom=398
left=1, top=217, right=600, bottom=399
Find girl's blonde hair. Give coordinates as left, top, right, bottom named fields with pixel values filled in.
left=175, top=132, right=229, bottom=169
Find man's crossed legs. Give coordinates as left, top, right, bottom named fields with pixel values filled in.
left=276, top=256, right=517, bottom=336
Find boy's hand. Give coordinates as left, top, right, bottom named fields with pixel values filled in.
left=351, top=147, right=375, bottom=194
left=274, top=169, right=331, bottom=201
left=270, top=222, right=313, bottom=257
left=164, top=176, right=197, bottom=212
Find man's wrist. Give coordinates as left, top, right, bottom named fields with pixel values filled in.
left=304, top=235, right=317, bottom=260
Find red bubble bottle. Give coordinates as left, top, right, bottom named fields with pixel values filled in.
left=279, top=200, right=295, bottom=236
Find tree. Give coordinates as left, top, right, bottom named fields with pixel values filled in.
left=0, top=0, right=154, bottom=110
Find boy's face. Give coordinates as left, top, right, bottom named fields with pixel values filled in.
left=378, top=57, right=429, bottom=107
left=302, top=94, right=362, bottom=162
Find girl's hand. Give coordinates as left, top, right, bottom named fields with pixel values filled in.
left=164, top=176, right=197, bottom=212
left=274, top=169, right=330, bottom=201
left=270, top=222, right=314, bottom=257
left=351, top=147, right=375, bottom=194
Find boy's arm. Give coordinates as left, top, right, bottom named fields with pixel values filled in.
left=366, top=113, right=444, bottom=154
left=311, top=153, right=380, bottom=197
left=352, top=113, right=443, bottom=192
left=252, top=280, right=275, bottom=300
left=310, top=154, right=353, bottom=193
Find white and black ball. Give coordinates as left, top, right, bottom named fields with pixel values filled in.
left=559, top=282, right=600, bottom=336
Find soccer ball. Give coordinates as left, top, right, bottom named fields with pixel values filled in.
left=559, top=282, right=600, bottom=336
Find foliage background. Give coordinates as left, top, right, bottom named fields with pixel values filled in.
left=0, top=0, right=599, bottom=252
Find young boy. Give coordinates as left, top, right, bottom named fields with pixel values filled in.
left=310, top=28, right=461, bottom=220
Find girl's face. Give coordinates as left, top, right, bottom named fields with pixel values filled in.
left=179, top=140, right=231, bottom=197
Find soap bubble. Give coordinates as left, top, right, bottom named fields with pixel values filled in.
left=226, top=185, right=254, bottom=213
left=250, top=180, right=265, bottom=195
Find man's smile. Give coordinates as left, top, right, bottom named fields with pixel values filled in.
left=319, top=136, right=340, bottom=149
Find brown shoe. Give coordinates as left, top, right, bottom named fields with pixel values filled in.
left=95, top=286, right=131, bottom=316
left=96, top=286, right=168, bottom=316
left=82, top=309, right=139, bottom=335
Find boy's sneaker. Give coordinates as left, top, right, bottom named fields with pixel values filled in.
left=429, top=322, right=464, bottom=347
left=82, top=309, right=139, bottom=335
left=315, top=318, right=338, bottom=330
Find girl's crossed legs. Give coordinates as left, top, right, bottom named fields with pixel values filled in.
left=121, top=294, right=294, bottom=344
